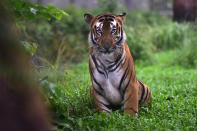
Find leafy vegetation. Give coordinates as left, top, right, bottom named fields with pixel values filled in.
left=9, top=0, right=68, bottom=21
left=172, top=29, right=197, bottom=68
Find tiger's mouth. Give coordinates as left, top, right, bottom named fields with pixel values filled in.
left=98, top=46, right=117, bottom=54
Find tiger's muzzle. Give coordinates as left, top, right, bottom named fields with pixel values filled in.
left=98, top=43, right=117, bottom=54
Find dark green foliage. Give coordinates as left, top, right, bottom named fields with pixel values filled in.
left=152, top=23, right=191, bottom=50
left=173, top=37, right=197, bottom=68
left=124, top=13, right=197, bottom=67
left=125, top=26, right=154, bottom=63
left=9, top=0, right=68, bottom=21
left=14, top=3, right=89, bottom=70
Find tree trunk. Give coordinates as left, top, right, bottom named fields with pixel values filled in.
left=173, top=0, right=197, bottom=22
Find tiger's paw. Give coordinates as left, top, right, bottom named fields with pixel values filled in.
left=124, top=108, right=138, bottom=117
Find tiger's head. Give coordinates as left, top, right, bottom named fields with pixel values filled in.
left=84, top=13, right=127, bottom=59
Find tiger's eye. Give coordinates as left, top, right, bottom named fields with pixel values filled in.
left=111, top=28, right=116, bottom=34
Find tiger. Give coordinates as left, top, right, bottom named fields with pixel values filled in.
left=84, top=13, right=152, bottom=116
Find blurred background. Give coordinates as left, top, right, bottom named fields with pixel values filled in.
left=27, top=0, right=171, bottom=12
left=6, top=0, right=196, bottom=71
left=10, top=0, right=196, bottom=71
left=1, top=0, right=197, bottom=130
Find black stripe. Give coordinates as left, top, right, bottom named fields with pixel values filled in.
left=139, top=81, right=145, bottom=105
left=92, top=75, right=103, bottom=91
left=95, top=97, right=121, bottom=112
left=98, top=101, right=120, bottom=112
left=91, top=32, right=97, bottom=45
left=90, top=68, right=104, bottom=97
left=93, top=86, right=103, bottom=97
left=91, top=55, right=105, bottom=76
left=99, top=19, right=104, bottom=22
left=122, top=68, right=132, bottom=95
left=104, top=19, right=110, bottom=22
left=107, top=54, right=122, bottom=69
left=91, top=71, right=103, bottom=91
left=116, top=28, right=123, bottom=45
left=108, top=18, right=114, bottom=21
left=108, top=55, right=123, bottom=72
left=97, top=15, right=115, bottom=19
left=118, top=62, right=129, bottom=90
left=97, top=59, right=108, bottom=78
left=143, top=87, right=149, bottom=103
left=108, top=55, right=121, bottom=69
left=94, top=99, right=111, bottom=113
left=121, top=94, right=131, bottom=106
left=108, top=58, right=123, bottom=72
left=97, top=16, right=102, bottom=19
left=105, top=59, right=113, bottom=64
left=104, top=15, right=115, bottom=18
left=97, top=100, right=111, bottom=110
left=117, top=55, right=127, bottom=72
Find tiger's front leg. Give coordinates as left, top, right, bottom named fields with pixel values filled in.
left=123, top=83, right=139, bottom=117
left=91, top=86, right=111, bottom=113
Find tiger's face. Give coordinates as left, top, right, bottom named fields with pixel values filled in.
left=84, top=13, right=126, bottom=59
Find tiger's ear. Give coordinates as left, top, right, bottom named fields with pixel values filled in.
left=84, top=13, right=94, bottom=26
left=117, top=12, right=126, bottom=22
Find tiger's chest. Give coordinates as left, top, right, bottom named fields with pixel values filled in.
left=92, top=62, right=124, bottom=105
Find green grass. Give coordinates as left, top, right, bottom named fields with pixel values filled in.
left=40, top=50, right=197, bottom=130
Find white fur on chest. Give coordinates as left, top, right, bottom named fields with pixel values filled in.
left=93, top=66, right=123, bottom=105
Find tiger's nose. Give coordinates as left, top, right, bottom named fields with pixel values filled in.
left=102, top=38, right=112, bottom=50
left=103, top=43, right=111, bottom=51
left=102, top=43, right=116, bottom=53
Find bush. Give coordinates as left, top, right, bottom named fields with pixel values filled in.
left=152, top=22, right=191, bottom=51
left=172, top=31, right=197, bottom=68
left=17, top=4, right=90, bottom=70
left=123, top=11, right=172, bottom=63
left=125, top=26, right=154, bottom=63
left=124, top=11, right=197, bottom=66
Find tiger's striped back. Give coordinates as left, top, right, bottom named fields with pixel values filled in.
left=84, top=13, right=152, bottom=116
